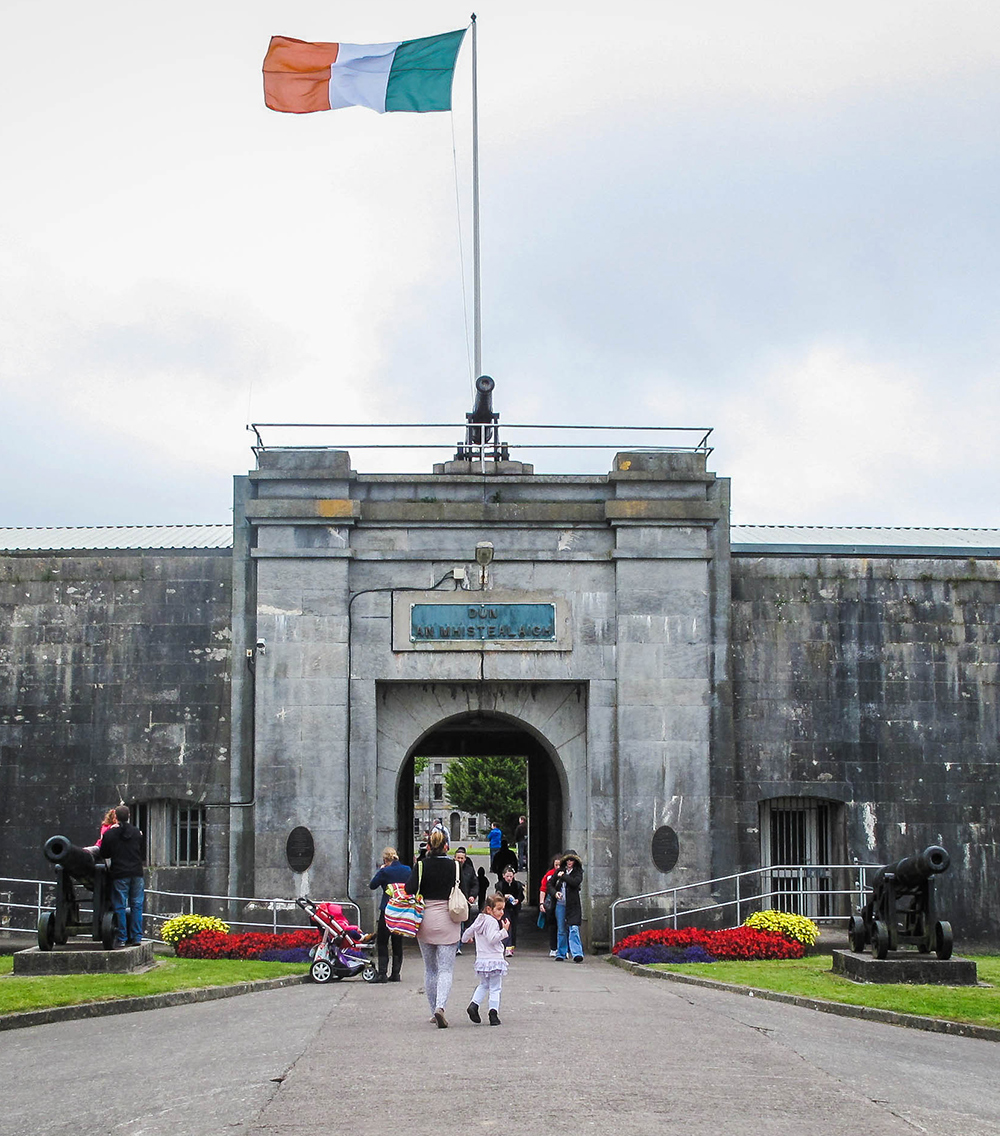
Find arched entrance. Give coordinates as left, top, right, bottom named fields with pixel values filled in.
left=397, top=711, right=565, bottom=898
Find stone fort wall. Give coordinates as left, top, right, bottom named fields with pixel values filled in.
left=729, top=554, right=999, bottom=939
left=0, top=551, right=232, bottom=893
left=1, top=544, right=996, bottom=937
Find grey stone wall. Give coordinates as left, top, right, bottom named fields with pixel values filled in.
left=731, top=555, right=1000, bottom=939
left=0, top=551, right=232, bottom=893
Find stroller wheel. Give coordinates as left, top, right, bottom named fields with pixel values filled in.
left=310, top=958, right=336, bottom=984
left=361, top=962, right=378, bottom=983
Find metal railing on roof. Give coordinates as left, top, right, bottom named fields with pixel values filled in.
left=248, top=422, right=713, bottom=468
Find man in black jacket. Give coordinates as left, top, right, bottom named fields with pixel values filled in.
left=99, top=805, right=145, bottom=947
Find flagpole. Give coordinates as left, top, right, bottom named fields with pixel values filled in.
left=471, top=13, right=481, bottom=379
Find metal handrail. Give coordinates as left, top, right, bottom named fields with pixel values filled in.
left=0, top=877, right=360, bottom=942
left=248, top=421, right=715, bottom=461
left=610, top=862, right=879, bottom=945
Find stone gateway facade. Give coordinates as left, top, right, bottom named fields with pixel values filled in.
left=1, top=448, right=997, bottom=946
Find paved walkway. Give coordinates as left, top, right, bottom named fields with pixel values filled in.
left=4, top=943, right=1000, bottom=1135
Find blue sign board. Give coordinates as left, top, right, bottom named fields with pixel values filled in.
left=410, top=603, right=556, bottom=642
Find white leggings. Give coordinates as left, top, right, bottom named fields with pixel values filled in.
left=418, top=941, right=459, bottom=1014
left=471, top=970, right=503, bottom=1012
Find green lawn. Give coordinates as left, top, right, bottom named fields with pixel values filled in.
left=0, top=955, right=308, bottom=1016
left=644, top=955, right=1000, bottom=1029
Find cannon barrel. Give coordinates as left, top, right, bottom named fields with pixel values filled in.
left=469, top=375, right=495, bottom=423
left=43, top=834, right=97, bottom=881
left=875, top=844, right=950, bottom=891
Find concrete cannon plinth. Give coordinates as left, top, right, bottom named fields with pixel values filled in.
left=14, top=941, right=155, bottom=975
left=832, top=949, right=978, bottom=985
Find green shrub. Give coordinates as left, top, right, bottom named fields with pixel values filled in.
left=744, top=909, right=820, bottom=946
left=160, top=914, right=231, bottom=949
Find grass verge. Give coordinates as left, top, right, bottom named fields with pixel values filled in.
left=645, top=955, right=1000, bottom=1029
left=0, top=955, right=308, bottom=1016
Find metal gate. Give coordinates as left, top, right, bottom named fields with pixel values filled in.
left=760, top=797, right=834, bottom=917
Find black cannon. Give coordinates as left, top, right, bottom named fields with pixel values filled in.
left=849, top=845, right=953, bottom=960
left=455, top=375, right=508, bottom=461
left=38, top=834, right=115, bottom=950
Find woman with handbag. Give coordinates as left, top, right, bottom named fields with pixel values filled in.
left=368, top=846, right=411, bottom=982
left=405, top=828, right=462, bottom=1027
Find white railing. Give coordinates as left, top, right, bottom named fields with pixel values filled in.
left=0, top=877, right=360, bottom=942
left=610, top=862, right=879, bottom=945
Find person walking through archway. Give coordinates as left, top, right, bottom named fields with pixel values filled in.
left=405, top=829, right=461, bottom=1027
left=514, top=814, right=528, bottom=871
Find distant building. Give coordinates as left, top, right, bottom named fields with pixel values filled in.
left=412, top=758, right=487, bottom=847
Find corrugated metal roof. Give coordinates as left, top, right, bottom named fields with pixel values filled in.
left=0, top=523, right=997, bottom=555
left=732, top=525, right=1000, bottom=555
left=0, top=525, right=233, bottom=551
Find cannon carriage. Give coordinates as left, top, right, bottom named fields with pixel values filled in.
left=849, top=845, right=953, bottom=960
left=37, top=835, right=116, bottom=951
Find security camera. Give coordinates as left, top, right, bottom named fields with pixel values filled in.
left=256, top=638, right=266, bottom=654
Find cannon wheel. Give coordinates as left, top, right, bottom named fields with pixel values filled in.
left=848, top=915, right=867, bottom=953
left=872, top=920, right=890, bottom=960
left=100, top=911, right=116, bottom=950
left=361, top=961, right=377, bottom=983
left=37, top=912, right=56, bottom=952
left=310, top=958, right=336, bottom=984
left=934, top=920, right=954, bottom=961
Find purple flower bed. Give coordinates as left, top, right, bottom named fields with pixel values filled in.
left=617, top=944, right=717, bottom=965
left=258, top=948, right=313, bottom=962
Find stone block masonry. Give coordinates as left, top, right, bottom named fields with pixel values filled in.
left=0, top=551, right=233, bottom=895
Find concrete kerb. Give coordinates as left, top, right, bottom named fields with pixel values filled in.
left=607, top=954, right=1000, bottom=1044
left=0, top=973, right=309, bottom=1032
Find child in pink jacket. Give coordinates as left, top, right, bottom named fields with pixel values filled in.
left=462, top=893, right=509, bottom=1026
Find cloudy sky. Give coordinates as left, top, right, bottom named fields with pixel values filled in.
left=2, top=1, right=998, bottom=527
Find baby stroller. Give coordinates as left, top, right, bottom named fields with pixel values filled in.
left=296, top=896, right=378, bottom=984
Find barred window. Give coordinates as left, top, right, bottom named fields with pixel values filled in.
left=129, top=800, right=206, bottom=867
left=174, top=806, right=206, bottom=866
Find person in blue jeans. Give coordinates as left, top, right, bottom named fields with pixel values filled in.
left=98, top=804, right=145, bottom=947
left=546, top=849, right=584, bottom=961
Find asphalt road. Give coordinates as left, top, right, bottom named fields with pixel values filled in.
left=3, top=946, right=998, bottom=1135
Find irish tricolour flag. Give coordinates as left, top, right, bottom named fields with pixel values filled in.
left=263, top=30, right=466, bottom=115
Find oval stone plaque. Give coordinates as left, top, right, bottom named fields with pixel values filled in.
left=651, top=825, right=679, bottom=873
left=286, top=826, right=315, bottom=873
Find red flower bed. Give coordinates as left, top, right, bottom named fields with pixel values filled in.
left=612, top=926, right=804, bottom=961
left=176, top=928, right=320, bottom=960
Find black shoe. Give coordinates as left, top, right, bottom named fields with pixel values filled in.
left=388, top=974, right=401, bottom=982
left=434, top=1009, right=448, bottom=1029
left=467, top=1001, right=481, bottom=1024
left=371, top=974, right=388, bottom=983
left=488, top=1009, right=501, bottom=1026
left=573, top=955, right=584, bottom=963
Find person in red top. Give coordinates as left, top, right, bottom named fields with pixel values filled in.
left=539, top=854, right=562, bottom=958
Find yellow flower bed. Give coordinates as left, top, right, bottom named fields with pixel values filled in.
left=160, top=914, right=231, bottom=948
left=744, top=909, right=820, bottom=946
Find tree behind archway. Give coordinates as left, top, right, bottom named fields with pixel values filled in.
left=444, top=754, right=526, bottom=837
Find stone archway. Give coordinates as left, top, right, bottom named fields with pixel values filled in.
left=373, top=682, right=587, bottom=925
